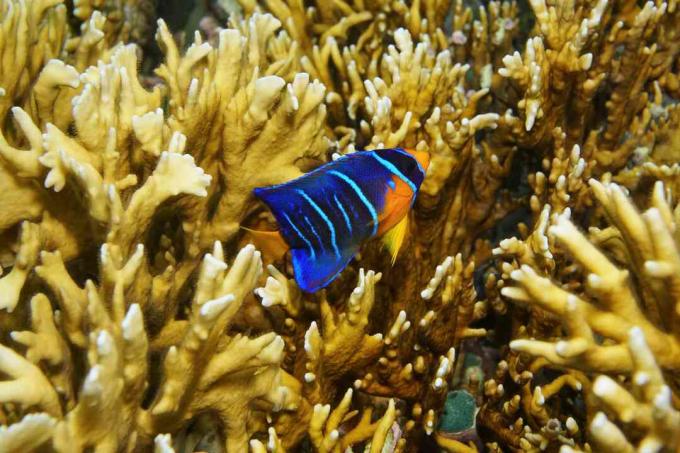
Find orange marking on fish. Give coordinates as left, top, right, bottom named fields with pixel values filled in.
left=378, top=175, right=413, bottom=235
left=404, top=147, right=431, bottom=172
left=241, top=227, right=289, bottom=261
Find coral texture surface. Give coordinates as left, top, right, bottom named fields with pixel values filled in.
left=1, top=0, right=680, bottom=452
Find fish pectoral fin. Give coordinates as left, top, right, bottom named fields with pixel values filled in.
left=381, top=215, right=408, bottom=265
left=241, top=227, right=290, bottom=261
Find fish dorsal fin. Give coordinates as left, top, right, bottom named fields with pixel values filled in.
left=382, top=215, right=408, bottom=265
left=241, top=227, right=289, bottom=261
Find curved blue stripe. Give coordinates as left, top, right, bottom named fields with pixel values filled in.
left=370, top=152, right=417, bottom=193
left=333, top=194, right=352, bottom=234
left=283, top=213, right=315, bottom=260
left=296, top=189, right=341, bottom=259
left=303, top=216, right=324, bottom=250
left=328, top=170, right=378, bottom=236
left=393, top=148, right=426, bottom=179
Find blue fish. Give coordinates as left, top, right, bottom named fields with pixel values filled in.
left=251, top=147, right=430, bottom=292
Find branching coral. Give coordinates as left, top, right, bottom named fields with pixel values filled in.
left=478, top=351, right=587, bottom=451
left=491, top=179, right=680, bottom=450
left=0, top=3, right=330, bottom=450
left=155, top=13, right=329, bottom=248
left=585, top=327, right=679, bottom=452
left=0, top=7, right=331, bottom=330
left=2, top=0, right=680, bottom=451
left=0, top=243, right=289, bottom=452
left=250, top=390, right=400, bottom=453
left=254, top=255, right=486, bottom=449
left=236, top=0, right=452, bottom=128
left=71, top=0, right=157, bottom=49
left=0, top=0, right=70, bottom=121
left=504, top=180, right=680, bottom=374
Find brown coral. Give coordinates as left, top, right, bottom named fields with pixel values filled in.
left=2, top=0, right=680, bottom=451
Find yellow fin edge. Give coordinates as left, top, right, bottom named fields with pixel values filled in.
left=381, top=216, right=408, bottom=265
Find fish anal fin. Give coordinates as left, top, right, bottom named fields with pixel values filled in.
left=241, top=227, right=289, bottom=261
left=381, top=215, right=408, bottom=265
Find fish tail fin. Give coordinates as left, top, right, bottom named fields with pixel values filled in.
left=381, top=215, right=408, bottom=265
left=240, top=226, right=290, bottom=261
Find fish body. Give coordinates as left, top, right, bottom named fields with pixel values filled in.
left=253, top=147, right=429, bottom=292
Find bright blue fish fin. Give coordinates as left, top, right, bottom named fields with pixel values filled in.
left=292, top=245, right=358, bottom=292
left=254, top=186, right=308, bottom=250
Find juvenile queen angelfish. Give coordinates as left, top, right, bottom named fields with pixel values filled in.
left=252, top=147, right=430, bottom=292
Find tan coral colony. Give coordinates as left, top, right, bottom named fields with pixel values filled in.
left=0, top=0, right=680, bottom=452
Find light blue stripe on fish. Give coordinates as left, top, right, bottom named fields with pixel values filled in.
left=334, top=194, right=352, bottom=233
left=283, top=213, right=315, bottom=260
left=297, top=189, right=341, bottom=259
left=393, top=148, right=426, bottom=178
left=328, top=170, right=378, bottom=236
left=303, top=216, right=324, bottom=250
left=370, top=151, right=417, bottom=193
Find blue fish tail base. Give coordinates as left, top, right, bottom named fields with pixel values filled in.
left=292, top=247, right=357, bottom=292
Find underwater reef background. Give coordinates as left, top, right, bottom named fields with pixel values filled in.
left=0, top=0, right=680, bottom=451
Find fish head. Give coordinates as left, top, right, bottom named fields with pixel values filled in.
left=388, top=147, right=429, bottom=190
left=403, top=147, right=430, bottom=173
left=373, top=147, right=430, bottom=190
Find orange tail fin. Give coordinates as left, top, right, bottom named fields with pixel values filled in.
left=241, top=227, right=290, bottom=262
